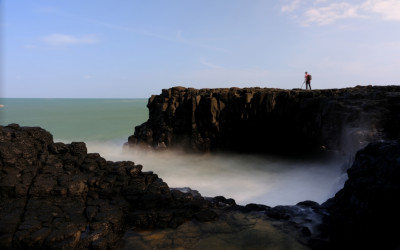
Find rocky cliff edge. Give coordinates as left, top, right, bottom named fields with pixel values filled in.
left=128, top=85, right=400, bottom=156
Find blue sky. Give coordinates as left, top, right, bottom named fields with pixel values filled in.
left=2, top=0, right=400, bottom=98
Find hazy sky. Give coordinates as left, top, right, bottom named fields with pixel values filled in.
left=2, top=0, right=400, bottom=98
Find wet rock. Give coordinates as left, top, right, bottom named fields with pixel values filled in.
left=122, top=211, right=311, bottom=250
left=322, top=140, right=400, bottom=249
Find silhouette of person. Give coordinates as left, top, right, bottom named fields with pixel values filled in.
left=305, top=72, right=312, bottom=90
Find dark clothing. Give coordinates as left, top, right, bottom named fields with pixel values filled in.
left=305, top=74, right=311, bottom=90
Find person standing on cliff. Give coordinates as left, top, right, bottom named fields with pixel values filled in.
left=304, top=72, right=312, bottom=90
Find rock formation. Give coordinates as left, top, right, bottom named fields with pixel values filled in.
left=262, top=139, right=400, bottom=249
left=1, top=124, right=400, bottom=249
left=321, top=139, right=400, bottom=249
left=128, top=86, right=400, bottom=156
left=0, top=124, right=222, bottom=249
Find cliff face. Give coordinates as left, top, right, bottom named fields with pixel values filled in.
left=128, top=85, right=400, bottom=155
left=322, top=139, right=400, bottom=249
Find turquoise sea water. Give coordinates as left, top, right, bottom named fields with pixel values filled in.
left=0, top=98, right=148, bottom=143
left=0, top=98, right=346, bottom=206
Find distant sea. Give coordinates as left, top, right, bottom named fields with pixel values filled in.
left=0, top=98, right=148, bottom=143
left=0, top=98, right=346, bottom=206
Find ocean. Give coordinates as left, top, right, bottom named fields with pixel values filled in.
left=0, top=98, right=346, bottom=206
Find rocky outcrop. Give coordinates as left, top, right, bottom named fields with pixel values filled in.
left=244, top=139, right=400, bottom=249
left=127, top=85, right=400, bottom=156
left=2, top=124, right=400, bottom=249
left=0, top=124, right=223, bottom=249
left=321, top=139, right=400, bottom=249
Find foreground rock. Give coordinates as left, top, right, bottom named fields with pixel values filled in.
left=128, top=86, right=400, bottom=156
left=123, top=210, right=310, bottom=250
left=2, top=124, right=400, bottom=249
left=322, top=140, right=400, bottom=249
left=0, top=124, right=221, bottom=249
left=251, top=139, right=400, bottom=249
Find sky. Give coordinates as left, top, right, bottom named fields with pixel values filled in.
left=2, top=0, right=400, bottom=98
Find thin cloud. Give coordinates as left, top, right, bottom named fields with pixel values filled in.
left=281, top=0, right=304, bottom=12
left=37, top=8, right=229, bottom=54
left=281, top=0, right=400, bottom=26
left=59, top=13, right=229, bottom=53
left=303, top=2, right=363, bottom=26
left=363, top=0, right=400, bottom=21
left=42, top=34, right=98, bottom=46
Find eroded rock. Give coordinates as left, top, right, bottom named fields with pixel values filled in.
left=128, top=86, right=400, bottom=156
left=0, top=124, right=221, bottom=249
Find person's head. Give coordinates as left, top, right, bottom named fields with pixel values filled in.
left=305, top=71, right=308, bottom=74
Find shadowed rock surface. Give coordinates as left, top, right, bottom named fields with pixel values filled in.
left=0, top=124, right=222, bottom=249
left=321, top=140, right=400, bottom=250
left=128, top=85, right=400, bottom=156
left=123, top=210, right=311, bottom=250
left=2, top=123, right=400, bottom=249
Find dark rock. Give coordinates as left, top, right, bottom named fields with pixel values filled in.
left=194, top=210, right=218, bottom=222
left=171, top=189, right=194, bottom=202
left=242, top=203, right=270, bottom=212
left=322, top=139, right=400, bottom=249
left=0, top=124, right=220, bottom=249
left=265, top=206, right=292, bottom=219
left=296, top=200, right=321, bottom=209
left=209, top=196, right=236, bottom=207
left=301, top=227, right=312, bottom=236
left=3, top=116, right=400, bottom=249
left=127, top=86, right=400, bottom=156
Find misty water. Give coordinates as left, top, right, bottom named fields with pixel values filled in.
left=90, top=142, right=346, bottom=206
left=0, top=98, right=348, bottom=206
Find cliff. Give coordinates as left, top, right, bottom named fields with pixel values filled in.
left=127, top=85, right=400, bottom=155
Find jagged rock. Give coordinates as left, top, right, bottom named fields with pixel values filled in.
left=322, top=139, right=400, bottom=249
left=0, top=124, right=221, bottom=249
left=242, top=203, right=271, bottom=212
left=2, top=123, right=400, bottom=249
left=127, top=86, right=400, bottom=155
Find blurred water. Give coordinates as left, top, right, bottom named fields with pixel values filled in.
left=0, top=98, right=346, bottom=206
left=91, top=142, right=345, bottom=206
